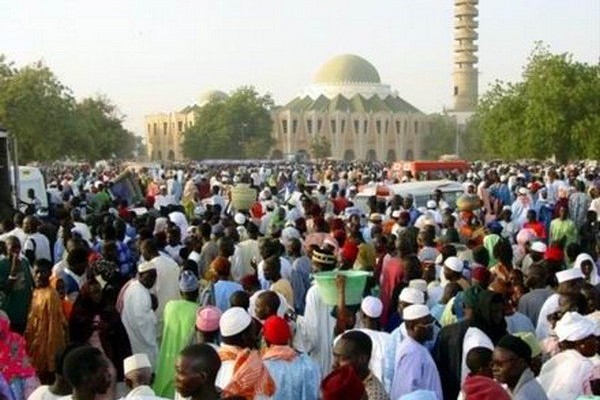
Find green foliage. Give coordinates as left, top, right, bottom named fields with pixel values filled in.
left=477, top=42, right=600, bottom=162
left=309, top=135, right=332, bottom=160
left=182, top=86, right=274, bottom=159
left=422, top=113, right=484, bottom=161
left=422, top=113, right=456, bottom=160
left=0, top=56, right=137, bottom=162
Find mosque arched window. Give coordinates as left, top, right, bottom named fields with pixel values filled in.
left=363, top=120, right=368, bottom=134
left=307, top=119, right=313, bottom=134
left=354, top=120, right=359, bottom=133
left=292, top=119, right=298, bottom=134
left=395, top=121, right=400, bottom=134
left=385, top=120, right=389, bottom=134
left=282, top=119, right=288, bottom=134
left=414, top=121, right=419, bottom=134
left=317, top=119, right=322, bottom=133
left=376, top=120, right=381, bottom=134
left=341, top=120, right=346, bottom=134
left=163, top=122, right=168, bottom=135
left=330, top=120, right=336, bottom=134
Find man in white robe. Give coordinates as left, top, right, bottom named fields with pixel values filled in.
left=391, top=305, right=443, bottom=400
left=537, top=312, right=597, bottom=399
left=141, top=239, right=180, bottom=334
left=296, top=282, right=336, bottom=376
left=536, top=268, right=585, bottom=340
left=121, top=262, right=158, bottom=367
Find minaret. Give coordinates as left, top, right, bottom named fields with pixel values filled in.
left=452, top=0, right=478, bottom=112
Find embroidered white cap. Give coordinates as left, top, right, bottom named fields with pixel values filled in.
left=403, top=304, right=431, bottom=321
left=123, top=354, right=151, bottom=375
left=399, top=287, right=425, bottom=305
left=220, top=307, right=252, bottom=337
left=361, top=296, right=383, bottom=318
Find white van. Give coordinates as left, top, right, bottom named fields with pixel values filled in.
left=10, top=166, right=49, bottom=214
left=353, top=180, right=466, bottom=212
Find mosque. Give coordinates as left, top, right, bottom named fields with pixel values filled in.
left=145, top=54, right=427, bottom=162
left=271, top=54, right=427, bottom=162
left=145, top=0, right=479, bottom=162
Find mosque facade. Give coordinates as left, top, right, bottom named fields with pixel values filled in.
left=271, top=54, right=428, bottom=161
left=145, top=55, right=428, bottom=162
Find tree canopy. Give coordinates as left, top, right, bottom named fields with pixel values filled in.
left=309, top=135, right=332, bottom=160
left=0, top=55, right=137, bottom=162
left=182, top=86, right=274, bottom=159
left=477, top=43, right=600, bottom=162
left=422, top=113, right=483, bottom=161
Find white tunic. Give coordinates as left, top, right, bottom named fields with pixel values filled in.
left=121, top=280, right=158, bottom=366
left=149, top=255, right=180, bottom=330
left=296, top=285, right=336, bottom=376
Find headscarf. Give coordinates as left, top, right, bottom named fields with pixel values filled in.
left=573, top=253, right=600, bottom=285
left=0, top=311, right=37, bottom=382
left=483, top=234, right=500, bottom=267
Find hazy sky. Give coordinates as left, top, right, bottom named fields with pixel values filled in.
left=2, top=0, right=598, bottom=136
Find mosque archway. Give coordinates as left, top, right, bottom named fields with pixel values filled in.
left=157, top=150, right=163, bottom=160
left=271, top=149, right=283, bottom=159
left=168, top=150, right=175, bottom=161
left=386, top=150, right=397, bottom=162
left=405, top=149, right=414, bottom=161
left=344, top=149, right=356, bottom=161
left=366, top=149, right=377, bottom=162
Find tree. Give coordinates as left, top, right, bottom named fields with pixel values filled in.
left=74, top=96, right=137, bottom=161
left=309, top=135, right=332, bottom=160
left=422, top=113, right=456, bottom=160
left=0, top=56, right=136, bottom=162
left=0, top=59, right=77, bottom=161
left=477, top=42, right=600, bottom=162
left=182, top=86, right=274, bottom=159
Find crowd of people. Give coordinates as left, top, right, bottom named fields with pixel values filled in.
left=1, top=159, right=600, bottom=400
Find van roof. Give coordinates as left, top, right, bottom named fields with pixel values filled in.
left=358, top=180, right=464, bottom=197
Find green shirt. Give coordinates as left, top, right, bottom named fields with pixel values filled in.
left=0, top=257, right=33, bottom=328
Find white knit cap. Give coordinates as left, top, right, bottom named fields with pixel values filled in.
left=426, top=200, right=437, bottom=209
left=555, top=312, right=596, bottom=342
left=444, top=256, right=463, bottom=273
left=234, top=213, right=247, bottom=225
left=556, top=268, right=584, bottom=284
left=361, top=296, right=383, bottom=318
left=403, top=304, right=431, bottom=321
left=137, top=261, right=156, bottom=273
left=530, top=241, right=547, bottom=253
left=409, top=279, right=428, bottom=294
left=123, top=354, right=151, bottom=375
left=220, top=307, right=252, bottom=337
left=399, top=287, right=425, bottom=305
left=391, top=210, right=401, bottom=218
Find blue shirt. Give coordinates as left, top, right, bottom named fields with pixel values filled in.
left=264, top=352, right=320, bottom=400
left=214, top=280, right=243, bottom=312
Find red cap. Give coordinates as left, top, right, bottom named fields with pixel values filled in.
left=321, top=365, right=365, bottom=400
left=472, top=266, right=491, bottom=284
left=263, top=316, right=292, bottom=346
